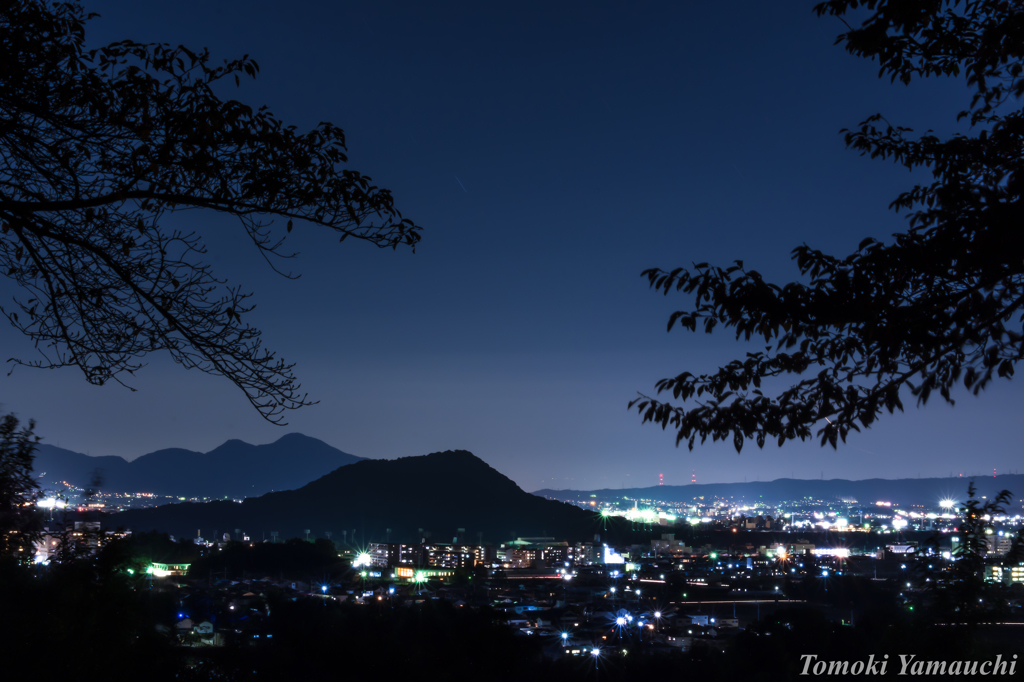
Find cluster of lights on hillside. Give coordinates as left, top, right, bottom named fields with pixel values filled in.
left=562, top=489, right=995, bottom=536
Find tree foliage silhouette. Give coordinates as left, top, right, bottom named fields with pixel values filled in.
left=918, top=483, right=1024, bottom=625
left=0, top=1, right=422, bottom=423
left=0, top=414, right=41, bottom=564
left=632, top=0, right=1024, bottom=451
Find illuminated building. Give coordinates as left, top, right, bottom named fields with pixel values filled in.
left=369, top=542, right=493, bottom=568
left=497, top=539, right=571, bottom=568
left=572, top=542, right=599, bottom=565
left=651, top=534, right=692, bottom=556
left=497, top=545, right=538, bottom=568
left=394, top=566, right=454, bottom=582
left=424, top=544, right=477, bottom=569
left=986, top=565, right=1024, bottom=585
left=985, top=534, right=1015, bottom=556
left=148, top=562, right=191, bottom=577
left=368, top=542, right=397, bottom=568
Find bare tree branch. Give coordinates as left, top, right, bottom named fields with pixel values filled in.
left=0, top=1, right=423, bottom=423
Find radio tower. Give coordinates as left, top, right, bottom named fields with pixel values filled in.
left=659, top=473, right=664, bottom=486
left=691, top=469, right=697, bottom=484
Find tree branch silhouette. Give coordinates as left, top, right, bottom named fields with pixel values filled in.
left=0, top=1, right=422, bottom=423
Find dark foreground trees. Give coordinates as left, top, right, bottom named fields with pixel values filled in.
left=0, top=537, right=183, bottom=680
left=188, top=536, right=340, bottom=578
left=918, top=483, right=1024, bottom=625
left=0, top=414, right=40, bottom=562
left=0, top=1, right=421, bottom=423
left=632, top=0, right=1024, bottom=451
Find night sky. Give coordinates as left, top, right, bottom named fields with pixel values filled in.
left=3, top=1, right=1021, bottom=492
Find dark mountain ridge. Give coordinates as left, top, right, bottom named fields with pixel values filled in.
left=534, top=473, right=1024, bottom=509
left=110, top=450, right=600, bottom=544
left=33, top=433, right=364, bottom=499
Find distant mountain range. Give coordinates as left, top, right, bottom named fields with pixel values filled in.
left=109, top=450, right=601, bottom=544
left=534, top=474, right=1024, bottom=509
left=33, top=433, right=364, bottom=499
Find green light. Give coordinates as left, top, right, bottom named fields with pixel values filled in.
left=600, top=509, right=610, bottom=517
left=127, top=568, right=135, bottom=575
left=710, top=552, right=718, bottom=560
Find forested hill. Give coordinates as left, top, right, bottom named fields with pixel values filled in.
left=110, top=450, right=602, bottom=544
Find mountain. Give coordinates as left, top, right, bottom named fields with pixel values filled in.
left=109, top=450, right=600, bottom=544
left=33, top=433, right=364, bottom=499
left=533, top=473, right=1024, bottom=509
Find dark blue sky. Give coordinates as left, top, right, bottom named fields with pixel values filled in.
left=3, top=1, right=1020, bottom=491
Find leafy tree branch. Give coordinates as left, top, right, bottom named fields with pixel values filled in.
left=633, top=0, right=1024, bottom=452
